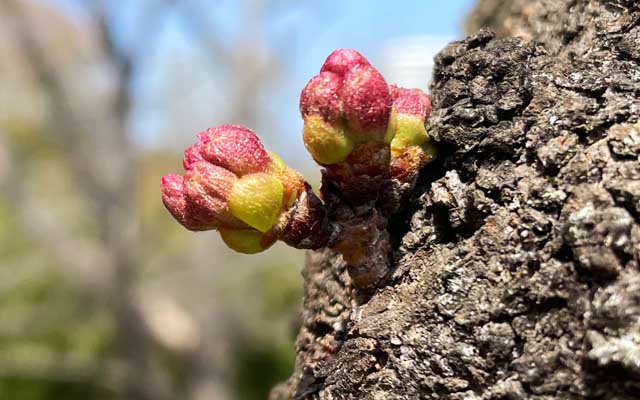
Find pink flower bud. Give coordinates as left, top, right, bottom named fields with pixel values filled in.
left=183, top=143, right=205, bottom=171
left=389, top=85, right=432, bottom=119
left=199, top=124, right=271, bottom=175
left=341, top=64, right=392, bottom=135
left=182, top=161, right=241, bottom=228
left=299, top=72, right=343, bottom=122
left=386, top=85, right=436, bottom=187
left=162, top=124, right=332, bottom=253
left=161, top=174, right=216, bottom=231
left=320, top=48, right=370, bottom=75
left=161, top=174, right=188, bottom=223
left=301, top=49, right=392, bottom=166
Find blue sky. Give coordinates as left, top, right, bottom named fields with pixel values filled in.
left=46, top=0, right=475, bottom=165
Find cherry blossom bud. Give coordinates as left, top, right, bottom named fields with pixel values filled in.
left=199, top=124, right=272, bottom=175
left=162, top=125, right=331, bottom=253
left=300, top=49, right=392, bottom=167
left=386, top=85, right=436, bottom=182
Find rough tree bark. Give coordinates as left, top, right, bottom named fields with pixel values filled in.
left=272, top=1, right=640, bottom=398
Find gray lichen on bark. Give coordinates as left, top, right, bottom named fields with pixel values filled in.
left=272, top=1, right=640, bottom=398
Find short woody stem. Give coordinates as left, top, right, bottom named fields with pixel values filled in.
left=280, top=184, right=334, bottom=250
left=331, top=210, right=391, bottom=293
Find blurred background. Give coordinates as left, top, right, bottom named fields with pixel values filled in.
left=0, top=0, right=473, bottom=399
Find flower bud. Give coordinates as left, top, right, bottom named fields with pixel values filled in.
left=302, top=115, right=354, bottom=165
left=386, top=85, right=436, bottom=182
left=320, top=48, right=369, bottom=75
left=161, top=174, right=216, bottom=231
left=299, top=72, right=342, bottom=123
left=229, top=173, right=284, bottom=233
left=183, top=161, right=240, bottom=227
left=219, top=228, right=277, bottom=254
left=300, top=49, right=394, bottom=205
left=341, top=64, right=391, bottom=137
left=269, top=152, right=306, bottom=209
left=183, top=143, right=205, bottom=171
left=162, top=125, right=332, bottom=254
left=300, top=49, right=392, bottom=167
left=199, top=124, right=272, bottom=175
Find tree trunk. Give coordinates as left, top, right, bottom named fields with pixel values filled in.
left=272, top=1, right=640, bottom=398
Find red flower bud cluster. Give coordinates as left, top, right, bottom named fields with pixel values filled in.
left=300, top=49, right=392, bottom=144
left=161, top=48, right=436, bottom=284
left=301, top=49, right=435, bottom=205
left=161, top=125, right=328, bottom=253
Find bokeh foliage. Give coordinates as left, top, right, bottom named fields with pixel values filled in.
left=0, top=1, right=306, bottom=399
